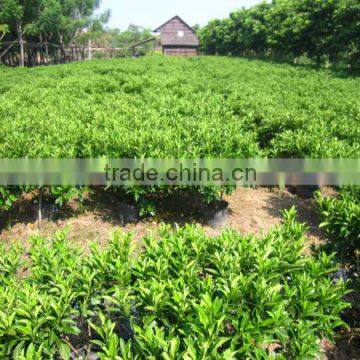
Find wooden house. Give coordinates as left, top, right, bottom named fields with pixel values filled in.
left=153, top=16, right=199, bottom=56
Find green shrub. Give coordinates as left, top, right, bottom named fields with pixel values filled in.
left=0, top=186, right=24, bottom=212
left=316, top=189, right=360, bottom=292
left=317, top=190, right=360, bottom=262
left=0, top=56, right=359, bottom=213
left=0, top=209, right=349, bottom=358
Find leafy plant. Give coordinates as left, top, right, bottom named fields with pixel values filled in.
left=317, top=190, right=359, bottom=262
left=0, top=56, right=359, bottom=214
left=0, top=210, right=349, bottom=358
left=316, top=190, right=360, bottom=292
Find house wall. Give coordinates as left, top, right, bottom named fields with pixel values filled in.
left=159, top=17, right=199, bottom=47
left=163, top=47, right=198, bottom=56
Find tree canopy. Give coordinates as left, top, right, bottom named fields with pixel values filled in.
left=199, top=0, right=360, bottom=70
left=0, top=0, right=101, bottom=65
left=0, top=0, right=155, bottom=65
left=0, top=23, right=8, bottom=40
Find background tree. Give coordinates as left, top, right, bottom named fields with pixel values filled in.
left=115, top=24, right=152, bottom=48
left=192, top=23, right=200, bottom=33
left=0, top=23, right=9, bottom=41
left=199, top=0, right=360, bottom=70
left=0, top=0, right=101, bottom=65
left=77, top=10, right=111, bottom=58
left=266, top=0, right=338, bottom=65
left=333, top=0, right=360, bottom=70
left=0, top=0, right=27, bottom=66
left=198, top=19, right=223, bottom=55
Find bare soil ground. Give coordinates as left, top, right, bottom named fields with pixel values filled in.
left=0, top=186, right=359, bottom=359
left=0, top=187, right=327, bottom=247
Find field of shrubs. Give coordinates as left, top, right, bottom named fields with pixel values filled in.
left=0, top=56, right=359, bottom=210
left=1, top=56, right=359, bottom=159
left=0, top=56, right=359, bottom=358
left=0, top=210, right=350, bottom=359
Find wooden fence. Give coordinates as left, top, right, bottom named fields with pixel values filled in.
left=0, top=41, right=88, bottom=66
left=0, top=41, right=146, bottom=67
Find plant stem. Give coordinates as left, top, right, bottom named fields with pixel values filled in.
left=38, top=189, right=42, bottom=230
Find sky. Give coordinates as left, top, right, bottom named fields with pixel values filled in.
left=97, top=0, right=265, bottom=31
